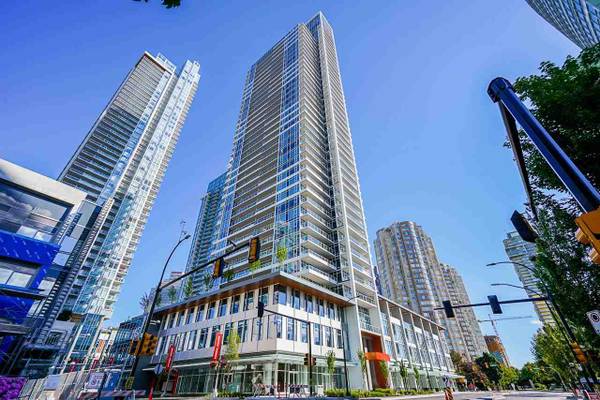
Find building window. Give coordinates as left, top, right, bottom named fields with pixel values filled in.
left=292, top=289, right=301, bottom=309
left=243, top=291, right=254, bottom=311
left=177, top=313, right=184, bottom=327
left=186, top=309, right=195, bottom=324
left=167, top=314, right=175, bottom=329
left=336, top=329, right=343, bottom=349
left=210, top=325, right=221, bottom=347
left=198, top=328, right=208, bottom=348
left=273, top=315, right=283, bottom=338
left=230, top=295, right=240, bottom=314
left=313, top=323, right=322, bottom=345
left=301, top=322, right=308, bottom=343
left=287, top=318, right=296, bottom=340
left=188, top=330, right=197, bottom=350
left=237, top=320, right=248, bottom=342
left=318, top=299, right=325, bottom=316
left=218, top=299, right=228, bottom=317
left=325, top=326, right=333, bottom=347
left=327, top=302, right=335, bottom=319
left=304, top=295, right=313, bottom=313
left=206, top=302, right=216, bottom=320
left=259, top=287, right=269, bottom=306
left=274, top=284, right=287, bottom=305
left=224, top=322, right=232, bottom=344
left=254, top=318, right=263, bottom=341
left=196, top=304, right=205, bottom=322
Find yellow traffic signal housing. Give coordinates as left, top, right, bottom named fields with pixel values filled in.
left=248, top=237, right=261, bottom=264
left=128, top=339, right=141, bottom=355
left=213, top=257, right=224, bottom=279
left=140, top=333, right=158, bottom=356
left=570, top=342, right=588, bottom=364
left=575, top=208, right=600, bottom=264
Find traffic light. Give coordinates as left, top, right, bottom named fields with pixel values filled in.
left=248, top=237, right=261, bottom=264
left=140, top=333, right=158, bottom=356
left=128, top=339, right=141, bottom=355
left=488, top=295, right=503, bottom=314
left=571, top=342, right=588, bottom=364
left=257, top=301, right=265, bottom=318
left=304, top=353, right=309, bottom=365
left=575, top=208, right=600, bottom=265
left=442, top=300, right=455, bottom=318
left=213, top=257, right=224, bottom=279
left=511, top=211, right=538, bottom=243
left=312, top=357, right=316, bottom=366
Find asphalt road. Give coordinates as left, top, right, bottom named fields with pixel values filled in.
left=393, top=391, right=571, bottom=400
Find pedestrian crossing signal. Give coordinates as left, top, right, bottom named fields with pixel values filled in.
left=248, top=237, right=261, bottom=263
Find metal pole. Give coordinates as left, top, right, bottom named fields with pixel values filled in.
left=488, top=77, right=600, bottom=213
left=130, top=233, right=190, bottom=388
left=308, top=320, right=313, bottom=397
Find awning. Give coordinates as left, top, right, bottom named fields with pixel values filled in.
left=364, top=352, right=390, bottom=362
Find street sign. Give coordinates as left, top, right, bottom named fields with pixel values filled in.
left=86, top=372, right=104, bottom=389
left=165, top=344, right=176, bottom=371
left=212, top=332, right=223, bottom=363
left=586, top=310, right=600, bottom=335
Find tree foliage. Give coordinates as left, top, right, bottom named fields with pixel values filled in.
left=167, top=285, right=177, bottom=303
left=475, top=353, right=502, bottom=387
left=531, top=325, right=579, bottom=386
left=183, top=277, right=194, bottom=299
left=498, top=365, right=519, bottom=389
left=139, top=291, right=152, bottom=312
left=451, top=351, right=490, bottom=390
left=511, top=43, right=600, bottom=361
left=223, top=330, right=240, bottom=371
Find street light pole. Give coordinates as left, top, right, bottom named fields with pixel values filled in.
left=130, top=233, right=191, bottom=387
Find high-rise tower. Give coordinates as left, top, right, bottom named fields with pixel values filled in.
left=184, top=173, right=226, bottom=296
left=209, top=12, right=380, bottom=363
left=525, top=0, right=600, bottom=48
left=440, top=263, right=487, bottom=361
left=56, top=52, right=200, bottom=366
left=374, top=221, right=484, bottom=361
left=503, top=231, right=555, bottom=326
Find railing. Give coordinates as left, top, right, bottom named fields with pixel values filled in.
left=360, top=320, right=380, bottom=333
left=300, top=248, right=336, bottom=270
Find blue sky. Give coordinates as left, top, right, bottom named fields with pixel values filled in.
left=1, top=1, right=579, bottom=367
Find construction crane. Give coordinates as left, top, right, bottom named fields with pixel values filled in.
left=477, top=315, right=532, bottom=337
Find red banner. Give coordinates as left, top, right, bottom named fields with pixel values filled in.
left=212, top=332, right=223, bottom=363
left=165, top=344, right=176, bottom=371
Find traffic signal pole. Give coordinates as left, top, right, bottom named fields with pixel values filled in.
left=488, top=77, right=600, bottom=214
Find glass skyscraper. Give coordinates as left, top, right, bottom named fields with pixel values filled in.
left=54, top=52, right=200, bottom=367
left=526, top=0, right=600, bottom=48
left=184, top=173, right=226, bottom=296
left=503, top=231, right=555, bottom=326
left=145, top=13, right=453, bottom=393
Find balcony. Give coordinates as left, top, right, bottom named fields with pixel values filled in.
left=300, top=247, right=336, bottom=271
left=360, top=320, right=381, bottom=334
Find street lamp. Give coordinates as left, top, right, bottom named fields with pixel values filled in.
left=130, top=232, right=191, bottom=387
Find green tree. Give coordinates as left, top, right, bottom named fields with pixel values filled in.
left=531, top=325, right=579, bottom=387
left=223, top=330, right=240, bottom=371
left=183, top=278, right=194, bottom=299
left=326, top=350, right=336, bottom=389
left=499, top=365, right=518, bottom=389
left=139, top=291, right=152, bottom=312
left=222, top=268, right=235, bottom=282
left=413, top=366, right=420, bottom=389
left=510, top=43, right=600, bottom=355
left=398, top=361, right=408, bottom=388
left=167, top=285, right=177, bottom=303
left=136, top=0, right=181, bottom=8
left=357, top=350, right=368, bottom=389
left=276, top=245, right=287, bottom=263
left=475, top=353, right=502, bottom=388
left=202, top=273, right=214, bottom=290
left=379, top=361, right=390, bottom=387
left=452, top=351, right=490, bottom=390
